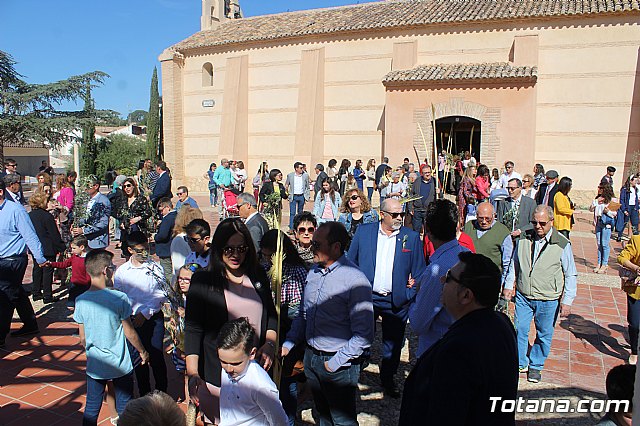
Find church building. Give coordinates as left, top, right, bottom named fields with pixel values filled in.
left=160, top=0, right=640, bottom=198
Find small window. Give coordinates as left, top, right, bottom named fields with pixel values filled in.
left=202, top=62, right=214, bottom=87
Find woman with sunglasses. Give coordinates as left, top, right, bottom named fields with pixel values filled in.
left=185, top=218, right=278, bottom=425
left=339, top=188, right=379, bottom=239
left=259, top=229, right=308, bottom=425
left=313, top=178, right=342, bottom=224
left=590, top=183, right=618, bottom=273
left=292, top=211, right=317, bottom=266
left=118, top=178, right=152, bottom=259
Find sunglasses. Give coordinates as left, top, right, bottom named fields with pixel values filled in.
left=444, top=269, right=461, bottom=284
left=349, top=195, right=360, bottom=201
left=297, top=226, right=315, bottom=234
left=531, top=220, right=549, bottom=227
left=506, top=187, right=518, bottom=191
left=176, top=192, right=185, bottom=195
left=123, top=184, right=133, bottom=188
left=383, top=211, right=406, bottom=219
left=130, top=247, right=148, bottom=254
left=188, top=236, right=205, bottom=244
left=223, top=245, right=248, bottom=256
left=7, top=164, right=16, bottom=167
left=522, top=180, right=530, bottom=183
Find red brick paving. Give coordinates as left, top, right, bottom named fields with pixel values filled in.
left=0, top=198, right=631, bottom=423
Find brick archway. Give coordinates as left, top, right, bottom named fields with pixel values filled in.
left=413, top=98, right=500, bottom=167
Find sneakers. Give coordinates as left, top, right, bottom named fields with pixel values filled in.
left=518, top=366, right=528, bottom=373
left=10, top=325, right=40, bottom=338
left=527, top=368, right=542, bottom=383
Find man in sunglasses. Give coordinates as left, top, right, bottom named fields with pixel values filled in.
left=347, top=198, right=426, bottom=398
left=498, top=161, right=522, bottom=190
left=502, top=205, right=577, bottom=384
left=400, top=252, right=517, bottom=425
left=114, top=231, right=168, bottom=396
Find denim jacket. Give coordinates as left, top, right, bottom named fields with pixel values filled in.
left=338, top=210, right=379, bottom=233
left=313, top=192, right=342, bottom=222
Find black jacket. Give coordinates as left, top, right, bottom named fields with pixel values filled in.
left=399, top=308, right=518, bottom=426
left=258, top=181, right=288, bottom=203
left=535, top=182, right=559, bottom=208
left=245, top=212, right=270, bottom=253
left=154, top=210, right=177, bottom=258
left=184, top=269, right=278, bottom=385
left=314, top=171, right=328, bottom=194
left=28, top=208, right=65, bottom=257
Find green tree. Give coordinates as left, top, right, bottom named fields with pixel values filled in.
left=146, top=67, right=160, bottom=161
left=95, top=134, right=146, bottom=179
left=0, top=50, right=108, bottom=165
left=128, top=109, right=148, bottom=125
left=79, top=85, right=98, bottom=177
left=98, top=109, right=127, bottom=126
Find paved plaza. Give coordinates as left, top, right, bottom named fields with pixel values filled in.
left=0, top=195, right=631, bottom=425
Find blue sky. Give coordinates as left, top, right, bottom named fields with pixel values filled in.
left=0, top=0, right=361, bottom=118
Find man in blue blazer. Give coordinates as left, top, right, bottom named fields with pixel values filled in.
left=150, top=161, right=172, bottom=208
left=347, top=198, right=426, bottom=397
left=71, top=176, right=111, bottom=249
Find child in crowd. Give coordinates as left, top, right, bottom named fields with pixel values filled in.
left=185, top=218, right=211, bottom=268
left=48, top=235, right=90, bottom=307
left=117, top=391, right=186, bottom=426
left=597, top=364, right=635, bottom=425
left=217, top=317, right=288, bottom=426
left=166, top=264, right=199, bottom=403
left=74, top=249, right=149, bottom=426
left=114, top=231, right=168, bottom=397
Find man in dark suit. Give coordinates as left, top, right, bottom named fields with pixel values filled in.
left=497, top=177, right=537, bottom=239
left=347, top=198, right=426, bottom=397
left=154, top=197, right=177, bottom=284
left=399, top=252, right=518, bottom=425
left=237, top=193, right=269, bottom=253
left=150, top=161, right=172, bottom=208
left=313, top=164, right=328, bottom=195
left=0, top=159, right=25, bottom=204
left=535, top=170, right=559, bottom=208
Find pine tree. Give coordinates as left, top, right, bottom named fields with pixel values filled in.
left=79, top=84, right=97, bottom=177
left=0, top=50, right=107, bottom=166
left=146, top=67, right=160, bottom=161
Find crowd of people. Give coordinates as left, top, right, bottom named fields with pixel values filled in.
left=0, top=153, right=638, bottom=425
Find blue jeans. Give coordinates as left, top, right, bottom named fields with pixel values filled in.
left=367, top=187, right=374, bottom=203
left=595, top=223, right=612, bottom=267
left=209, top=187, right=218, bottom=206
left=304, top=348, right=360, bottom=426
left=411, top=209, right=426, bottom=234
left=289, top=194, right=306, bottom=229
left=83, top=372, right=133, bottom=425
left=133, top=311, right=168, bottom=395
left=373, top=293, right=408, bottom=386
left=515, top=292, right=560, bottom=371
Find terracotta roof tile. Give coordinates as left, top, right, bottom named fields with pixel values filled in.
left=172, top=0, right=640, bottom=51
left=382, top=62, right=538, bottom=85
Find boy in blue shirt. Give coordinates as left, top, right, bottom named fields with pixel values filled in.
left=74, top=249, right=149, bottom=426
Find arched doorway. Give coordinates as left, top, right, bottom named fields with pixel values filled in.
left=435, top=116, right=481, bottom=162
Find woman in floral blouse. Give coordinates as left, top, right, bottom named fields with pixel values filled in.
left=117, top=177, right=152, bottom=258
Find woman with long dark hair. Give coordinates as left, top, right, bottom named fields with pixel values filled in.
left=203, top=162, right=218, bottom=207
left=554, top=176, right=575, bottom=239
left=474, top=164, right=490, bottom=202
left=590, top=184, right=617, bottom=274
left=338, top=159, right=351, bottom=196
left=616, top=174, right=639, bottom=242
left=185, top=218, right=278, bottom=424
left=313, top=178, right=342, bottom=224
left=327, top=159, right=338, bottom=185
left=117, top=177, right=152, bottom=259
left=533, top=163, right=546, bottom=190
left=259, top=169, right=288, bottom=223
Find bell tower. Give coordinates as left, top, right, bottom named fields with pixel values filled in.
left=201, top=0, right=242, bottom=31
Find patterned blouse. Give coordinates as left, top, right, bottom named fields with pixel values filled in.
left=118, top=195, right=153, bottom=232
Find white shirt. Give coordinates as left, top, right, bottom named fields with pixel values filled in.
left=170, top=233, right=191, bottom=283
left=185, top=250, right=210, bottom=269
left=543, top=182, right=556, bottom=205
left=220, top=361, right=288, bottom=426
left=372, top=225, right=399, bottom=295
left=293, top=174, right=304, bottom=195
left=499, top=171, right=522, bottom=189
left=6, top=189, right=20, bottom=203
left=113, top=260, right=167, bottom=319
left=630, top=187, right=637, bottom=206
